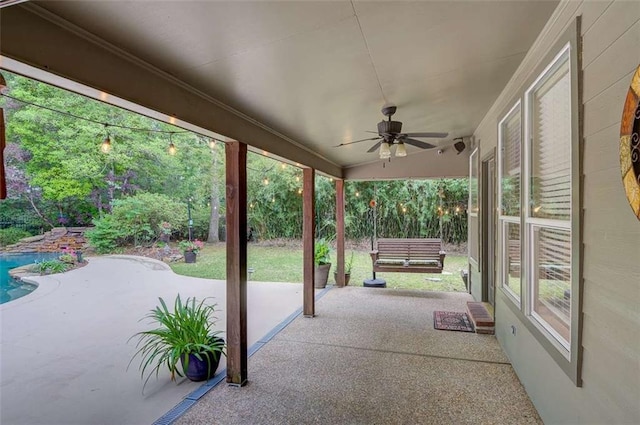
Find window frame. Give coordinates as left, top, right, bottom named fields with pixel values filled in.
left=497, top=100, right=522, bottom=306
left=494, top=18, right=583, bottom=386
left=468, top=147, right=480, bottom=266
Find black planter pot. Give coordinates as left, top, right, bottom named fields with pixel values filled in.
left=184, top=251, right=197, bottom=263
left=181, top=339, right=224, bottom=381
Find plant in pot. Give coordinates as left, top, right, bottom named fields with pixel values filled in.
left=314, top=238, right=332, bottom=289
left=179, top=239, right=204, bottom=263
left=128, top=295, right=225, bottom=389
left=334, top=251, right=354, bottom=286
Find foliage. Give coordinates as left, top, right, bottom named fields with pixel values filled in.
left=0, top=227, right=32, bottom=246
left=59, top=247, right=77, bottom=264
left=314, top=238, right=331, bottom=265
left=128, top=295, right=225, bottom=389
left=345, top=251, right=354, bottom=274
left=34, top=259, right=68, bottom=274
left=85, top=214, right=127, bottom=254
left=179, top=239, right=204, bottom=254
left=86, top=192, right=188, bottom=252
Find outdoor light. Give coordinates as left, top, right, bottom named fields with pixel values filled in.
left=168, top=133, right=177, bottom=155
left=208, top=139, right=216, bottom=149
left=379, top=142, right=391, bottom=159
left=395, top=142, right=407, bottom=157
left=263, top=178, right=269, bottom=185
left=101, top=136, right=112, bottom=153
left=454, top=138, right=466, bottom=154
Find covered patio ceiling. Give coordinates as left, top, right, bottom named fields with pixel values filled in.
left=0, top=1, right=558, bottom=179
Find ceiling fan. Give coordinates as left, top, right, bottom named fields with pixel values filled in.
left=335, top=105, right=449, bottom=158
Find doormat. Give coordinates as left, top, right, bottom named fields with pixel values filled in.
left=433, top=311, right=475, bottom=332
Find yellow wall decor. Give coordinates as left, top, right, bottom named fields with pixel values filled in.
left=620, top=65, right=640, bottom=220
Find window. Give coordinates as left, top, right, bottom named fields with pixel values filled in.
left=525, top=45, right=572, bottom=351
left=494, top=20, right=581, bottom=385
left=468, top=148, right=479, bottom=264
left=498, top=102, right=522, bottom=302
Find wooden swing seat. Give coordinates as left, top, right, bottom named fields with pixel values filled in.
left=370, top=238, right=446, bottom=274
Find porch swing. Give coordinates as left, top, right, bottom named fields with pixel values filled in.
left=368, top=188, right=447, bottom=276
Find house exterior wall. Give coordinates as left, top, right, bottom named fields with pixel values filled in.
left=469, top=1, right=640, bottom=423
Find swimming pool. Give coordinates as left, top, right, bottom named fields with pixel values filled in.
left=0, top=252, right=59, bottom=304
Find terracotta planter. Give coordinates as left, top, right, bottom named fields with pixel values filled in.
left=184, top=251, right=197, bottom=263
left=333, top=272, right=351, bottom=286
left=314, top=263, right=331, bottom=288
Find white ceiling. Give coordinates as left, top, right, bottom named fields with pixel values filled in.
left=27, top=1, right=558, bottom=168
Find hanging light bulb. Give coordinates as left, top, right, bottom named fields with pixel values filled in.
left=101, top=135, right=112, bottom=153
left=168, top=142, right=177, bottom=155
left=208, top=139, right=216, bottom=149
left=168, top=133, right=177, bottom=155
left=395, top=142, right=407, bottom=157
left=379, top=142, right=391, bottom=159
left=263, top=178, right=269, bottom=185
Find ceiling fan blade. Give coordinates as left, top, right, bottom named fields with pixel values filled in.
left=333, top=136, right=380, bottom=148
left=367, top=141, right=383, bottom=153
left=402, top=132, right=449, bottom=138
left=402, top=138, right=437, bottom=149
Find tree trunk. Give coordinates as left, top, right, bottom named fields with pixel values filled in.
left=208, top=151, right=220, bottom=242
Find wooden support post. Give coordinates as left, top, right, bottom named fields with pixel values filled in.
left=303, top=168, right=315, bottom=317
left=225, top=141, right=248, bottom=386
left=335, top=179, right=345, bottom=287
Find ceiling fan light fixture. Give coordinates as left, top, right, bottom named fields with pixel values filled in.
left=395, top=143, right=407, bottom=157
left=379, top=142, right=391, bottom=159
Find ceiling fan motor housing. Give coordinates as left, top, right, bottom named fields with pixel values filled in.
left=377, top=120, right=403, bottom=136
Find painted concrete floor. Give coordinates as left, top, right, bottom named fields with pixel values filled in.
left=0, top=256, right=309, bottom=425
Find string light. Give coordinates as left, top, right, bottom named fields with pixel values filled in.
left=168, top=133, right=177, bottom=155
left=0, top=92, right=223, bottom=154
left=101, top=135, right=112, bottom=153
left=298, top=188, right=302, bottom=195
left=281, top=163, right=287, bottom=170
left=263, top=178, right=269, bottom=185
left=355, top=191, right=360, bottom=197
left=100, top=124, right=112, bottom=153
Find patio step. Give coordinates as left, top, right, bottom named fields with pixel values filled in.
left=466, top=302, right=495, bottom=335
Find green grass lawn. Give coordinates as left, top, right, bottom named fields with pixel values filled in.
left=171, top=242, right=468, bottom=292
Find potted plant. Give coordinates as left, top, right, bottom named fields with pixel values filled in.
left=129, top=295, right=225, bottom=389
left=314, top=238, right=332, bottom=289
left=334, top=251, right=354, bottom=286
left=179, top=239, right=204, bottom=263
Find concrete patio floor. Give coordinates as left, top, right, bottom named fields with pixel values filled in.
left=0, top=256, right=311, bottom=425
left=177, top=288, right=542, bottom=425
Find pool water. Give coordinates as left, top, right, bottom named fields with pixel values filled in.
left=0, top=252, right=59, bottom=304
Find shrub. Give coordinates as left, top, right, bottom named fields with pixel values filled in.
left=85, top=215, right=127, bottom=254
left=35, top=259, right=68, bottom=274
left=86, top=193, right=188, bottom=252
left=0, top=228, right=32, bottom=246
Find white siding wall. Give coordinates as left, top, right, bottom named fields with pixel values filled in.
left=471, top=1, right=640, bottom=423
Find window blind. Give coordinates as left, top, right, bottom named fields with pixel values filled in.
left=501, top=106, right=521, bottom=216
left=530, top=60, right=571, bottom=221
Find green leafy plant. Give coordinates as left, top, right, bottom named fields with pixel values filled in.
left=314, top=238, right=331, bottom=265
left=128, top=295, right=225, bottom=389
left=345, top=251, right=354, bottom=274
left=179, top=239, right=204, bottom=254
left=0, top=228, right=32, bottom=246
left=35, top=259, right=68, bottom=274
